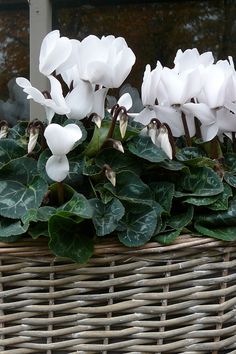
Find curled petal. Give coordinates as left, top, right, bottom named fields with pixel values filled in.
left=44, top=123, right=82, bottom=155
left=46, top=154, right=69, bottom=182
left=201, top=123, right=218, bottom=142
left=39, top=30, right=72, bottom=76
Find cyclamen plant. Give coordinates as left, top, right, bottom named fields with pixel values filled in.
left=1, top=30, right=236, bottom=263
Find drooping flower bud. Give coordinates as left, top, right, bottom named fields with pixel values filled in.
left=119, top=111, right=128, bottom=138
left=91, top=113, right=102, bottom=128
left=147, top=119, right=160, bottom=145
left=156, top=124, right=173, bottom=159
left=112, top=139, right=124, bottom=153
left=104, top=164, right=116, bottom=186
left=0, top=121, right=9, bottom=139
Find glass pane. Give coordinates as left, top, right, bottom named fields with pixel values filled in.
left=0, top=1, right=29, bottom=123
left=53, top=0, right=236, bottom=89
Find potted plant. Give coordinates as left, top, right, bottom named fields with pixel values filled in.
left=1, top=30, right=236, bottom=353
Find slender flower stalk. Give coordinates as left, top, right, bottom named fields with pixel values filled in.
left=181, top=112, right=191, bottom=146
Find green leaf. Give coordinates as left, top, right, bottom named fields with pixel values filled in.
left=0, top=157, right=48, bottom=219
left=154, top=229, right=181, bottom=245
left=95, top=184, right=114, bottom=204
left=104, top=170, right=152, bottom=205
left=48, top=214, right=94, bottom=263
left=176, top=147, right=215, bottom=167
left=118, top=206, right=157, bottom=247
left=83, top=157, right=102, bottom=176
left=175, top=167, right=223, bottom=197
left=59, top=192, right=93, bottom=219
left=90, top=198, right=125, bottom=236
left=95, top=148, right=140, bottom=174
left=37, top=149, right=53, bottom=183
left=84, top=122, right=110, bottom=157
left=176, top=147, right=206, bottom=160
left=28, top=222, right=49, bottom=239
left=21, top=206, right=56, bottom=224
left=224, top=172, right=236, bottom=188
left=7, top=121, right=28, bottom=144
left=0, top=217, right=28, bottom=241
left=194, top=196, right=236, bottom=241
left=159, top=159, right=189, bottom=172
left=223, top=152, right=236, bottom=173
left=207, top=183, right=233, bottom=211
left=194, top=223, right=236, bottom=241
left=150, top=182, right=175, bottom=213
left=128, top=135, right=167, bottom=162
left=0, top=139, right=26, bottom=167
left=65, top=155, right=84, bottom=186
left=167, top=205, right=194, bottom=229
left=184, top=195, right=219, bottom=206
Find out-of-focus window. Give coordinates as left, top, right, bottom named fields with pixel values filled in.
left=52, top=0, right=236, bottom=89
left=0, top=0, right=29, bottom=99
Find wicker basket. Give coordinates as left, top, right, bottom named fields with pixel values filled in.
left=1, top=235, right=236, bottom=354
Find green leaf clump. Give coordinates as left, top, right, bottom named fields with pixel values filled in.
left=1, top=110, right=236, bottom=263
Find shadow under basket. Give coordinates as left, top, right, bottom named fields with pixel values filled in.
left=1, top=235, right=236, bottom=354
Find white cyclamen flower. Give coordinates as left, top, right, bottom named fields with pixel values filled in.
left=77, top=35, right=136, bottom=88
left=174, top=48, right=214, bottom=74
left=44, top=123, right=82, bottom=182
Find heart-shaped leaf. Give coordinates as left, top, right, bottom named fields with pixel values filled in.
left=175, top=167, right=223, bottom=197
left=48, top=214, right=93, bottom=263
left=90, top=198, right=125, bottom=236
left=128, top=135, right=167, bottom=162
left=104, top=170, right=152, bottom=205
left=0, top=217, right=28, bottom=241
left=0, top=157, right=48, bottom=219
left=118, top=206, right=157, bottom=247
left=0, top=139, right=26, bottom=167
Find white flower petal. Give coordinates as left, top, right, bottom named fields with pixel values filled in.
left=182, top=102, right=216, bottom=125
left=217, top=108, right=236, bottom=132
left=65, top=81, right=94, bottom=119
left=91, top=88, right=108, bottom=118
left=16, top=77, right=31, bottom=89
left=118, top=93, right=132, bottom=111
left=44, top=123, right=82, bottom=155
left=134, top=107, right=157, bottom=126
left=46, top=155, right=69, bottom=182
left=39, top=30, right=72, bottom=76
left=201, top=123, right=218, bottom=142
left=153, top=105, right=184, bottom=137
left=78, top=34, right=135, bottom=88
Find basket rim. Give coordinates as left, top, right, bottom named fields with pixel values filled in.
left=0, top=234, right=235, bottom=259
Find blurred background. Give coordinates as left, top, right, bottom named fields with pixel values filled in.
left=0, top=0, right=235, bottom=122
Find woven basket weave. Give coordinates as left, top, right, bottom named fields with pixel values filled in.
left=1, top=235, right=236, bottom=354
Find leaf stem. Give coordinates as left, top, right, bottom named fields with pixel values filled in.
left=181, top=112, right=191, bottom=146
left=106, top=106, right=126, bottom=141
left=57, top=182, right=64, bottom=205
left=194, top=117, right=202, bottom=140
left=210, top=136, right=219, bottom=160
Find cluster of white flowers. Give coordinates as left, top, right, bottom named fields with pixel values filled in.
left=135, top=48, right=236, bottom=142
left=17, top=30, right=135, bottom=123
left=16, top=30, right=136, bottom=182
left=16, top=30, right=236, bottom=181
